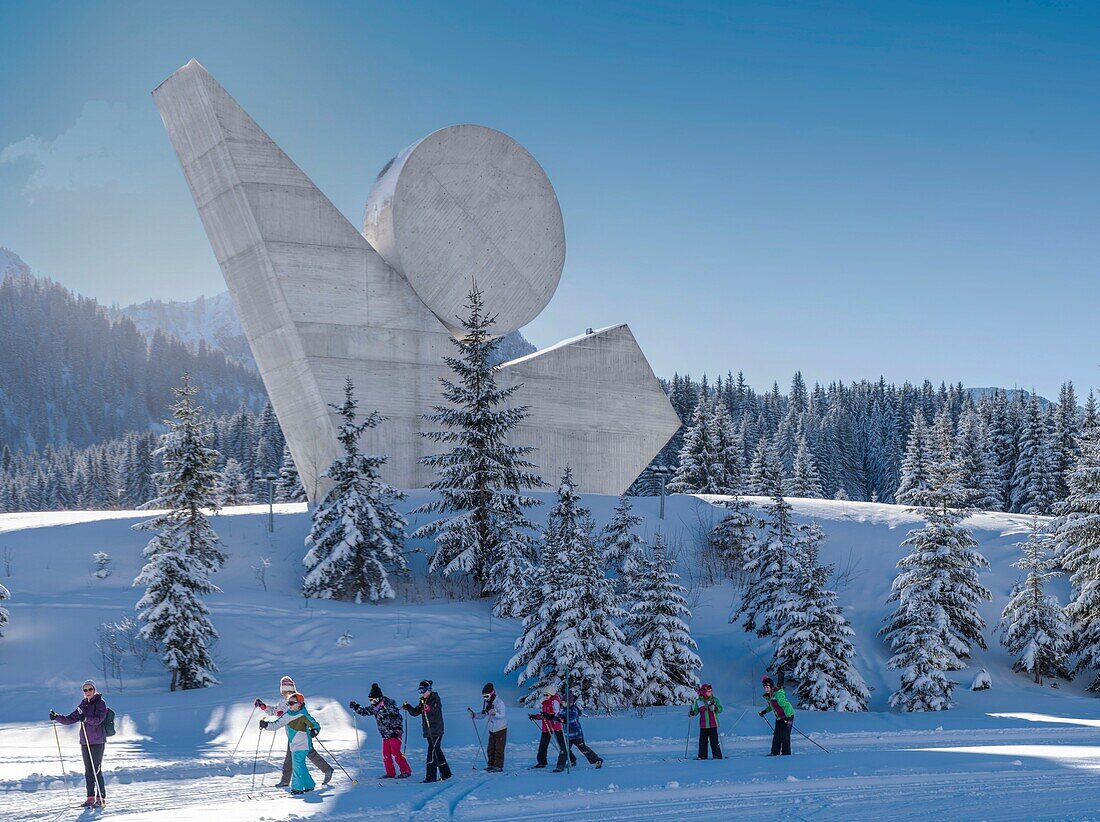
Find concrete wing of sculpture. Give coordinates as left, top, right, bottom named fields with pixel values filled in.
left=153, top=59, right=679, bottom=499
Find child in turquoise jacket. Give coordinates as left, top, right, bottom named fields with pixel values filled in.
left=261, top=691, right=322, bottom=793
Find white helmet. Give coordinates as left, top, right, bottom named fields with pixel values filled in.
left=542, top=684, right=558, bottom=697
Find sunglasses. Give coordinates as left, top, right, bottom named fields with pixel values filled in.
left=83, top=687, right=95, bottom=693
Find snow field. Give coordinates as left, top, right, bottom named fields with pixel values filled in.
left=1, top=493, right=1099, bottom=819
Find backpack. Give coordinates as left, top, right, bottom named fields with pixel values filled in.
left=103, top=706, right=116, bottom=738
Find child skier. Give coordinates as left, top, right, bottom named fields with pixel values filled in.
left=259, top=692, right=322, bottom=794
left=350, top=683, right=412, bottom=778
left=527, top=684, right=567, bottom=771
left=690, top=683, right=723, bottom=759
left=49, top=679, right=109, bottom=808
left=403, top=680, right=451, bottom=783
left=562, top=691, right=603, bottom=770
left=758, top=675, right=795, bottom=756
left=468, top=682, right=507, bottom=772
left=253, top=674, right=333, bottom=786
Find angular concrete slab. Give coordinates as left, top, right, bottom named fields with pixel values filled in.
left=153, top=60, right=677, bottom=499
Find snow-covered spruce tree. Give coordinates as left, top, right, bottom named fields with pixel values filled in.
left=274, top=443, right=307, bottom=503
left=709, top=399, right=744, bottom=493
left=954, top=408, right=1000, bottom=510
left=887, top=597, right=959, bottom=711
left=0, top=581, right=9, bottom=638
left=507, top=469, right=643, bottom=711
left=215, top=457, right=253, bottom=505
left=790, top=432, right=824, bottom=498
left=748, top=436, right=770, bottom=495
left=1012, top=392, right=1058, bottom=515
left=881, top=422, right=991, bottom=681
left=1000, top=519, right=1070, bottom=684
left=771, top=522, right=868, bottom=711
left=669, top=390, right=717, bottom=493
left=1053, top=422, right=1100, bottom=690
left=302, top=378, right=408, bottom=603
left=601, top=495, right=647, bottom=582
left=252, top=401, right=284, bottom=485
left=1054, top=382, right=1081, bottom=502
left=895, top=410, right=932, bottom=506
left=626, top=531, right=702, bottom=705
left=738, top=443, right=797, bottom=637
left=133, top=375, right=223, bottom=691
left=709, top=494, right=759, bottom=577
left=413, top=284, right=543, bottom=617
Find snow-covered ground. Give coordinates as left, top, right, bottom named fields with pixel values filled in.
left=2, top=494, right=1099, bottom=820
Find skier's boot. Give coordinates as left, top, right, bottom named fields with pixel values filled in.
left=595, top=759, right=603, bottom=769
left=323, top=768, right=334, bottom=785
left=275, top=781, right=290, bottom=788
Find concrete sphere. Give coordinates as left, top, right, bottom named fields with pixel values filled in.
left=363, top=125, right=565, bottom=336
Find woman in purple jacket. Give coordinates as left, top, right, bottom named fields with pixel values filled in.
left=50, top=679, right=108, bottom=808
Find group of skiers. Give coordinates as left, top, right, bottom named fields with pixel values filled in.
left=47, top=673, right=799, bottom=805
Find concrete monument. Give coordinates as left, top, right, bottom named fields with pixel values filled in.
left=153, top=59, right=678, bottom=500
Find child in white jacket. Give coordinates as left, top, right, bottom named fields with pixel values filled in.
left=469, top=682, right=507, bottom=772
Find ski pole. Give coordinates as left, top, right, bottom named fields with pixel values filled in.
left=469, top=711, right=487, bottom=769
left=792, top=723, right=829, bottom=753
left=231, top=704, right=258, bottom=759
left=250, top=727, right=263, bottom=792
left=726, top=707, right=750, bottom=733
left=684, top=712, right=692, bottom=759
left=52, top=722, right=72, bottom=803
left=259, top=727, right=279, bottom=787
left=314, top=736, right=359, bottom=785
left=81, top=719, right=104, bottom=808
left=352, top=713, right=363, bottom=772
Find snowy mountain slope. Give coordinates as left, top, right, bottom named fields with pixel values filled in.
left=1, top=494, right=1099, bottom=820
left=0, top=247, right=32, bottom=280
left=115, top=292, right=256, bottom=370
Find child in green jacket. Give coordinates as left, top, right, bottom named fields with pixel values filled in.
left=758, top=675, right=795, bottom=756
left=689, top=683, right=723, bottom=759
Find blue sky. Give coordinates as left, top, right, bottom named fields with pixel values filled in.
left=1, top=0, right=1097, bottom=398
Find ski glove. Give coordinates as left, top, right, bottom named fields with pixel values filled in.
left=689, top=709, right=697, bottom=717
left=254, top=699, right=267, bottom=710
left=259, top=719, right=271, bottom=730
left=75, top=707, right=84, bottom=718
left=758, top=709, right=767, bottom=717
left=402, top=701, right=411, bottom=710
left=309, top=727, right=319, bottom=738
left=49, top=710, right=58, bottom=720
left=528, top=713, right=540, bottom=721
left=349, top=701, right=361, bottom=712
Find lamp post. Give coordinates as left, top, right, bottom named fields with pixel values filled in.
left=254, top=472, right=277, bottom=532
left=651, top=465, right=672, bottom=520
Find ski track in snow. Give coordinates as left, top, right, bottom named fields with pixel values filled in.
left=6, top=727, right=1100, bottom=820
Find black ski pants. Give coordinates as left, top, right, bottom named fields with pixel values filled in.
left=770, top=718, right=792, bottom=755
left=81, top=743, right=106, bottom=798
left=425, top=734, right=451, bottom=781
left=697, top=726, right=722, bottom=759
left=536, top=729, right=567, bottom=769
left=487, top=729, right=507, bottom=769
left=567, top=736, right=601, bottom=765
